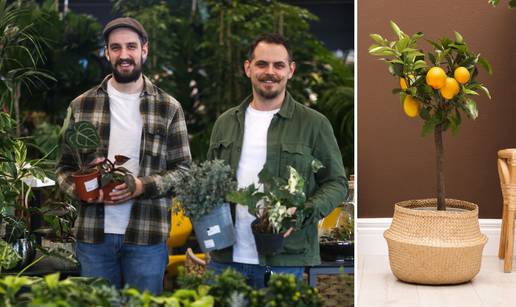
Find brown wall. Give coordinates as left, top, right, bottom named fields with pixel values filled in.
left=358, top=1, right=516, bottom=218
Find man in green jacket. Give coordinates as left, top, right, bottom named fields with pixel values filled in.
left=207, top=33, right=347, bottom=288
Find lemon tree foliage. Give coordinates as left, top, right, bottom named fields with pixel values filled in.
left=489, top=0, right=516, bottom=8
left=368, top=21, right=492, bottom=210
left=369, top=21, right=491, bottom=134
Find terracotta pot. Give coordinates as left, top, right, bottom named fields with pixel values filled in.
left=101, top=181, right=123, bottom=202
left=73, top=170, right=99, bottom=201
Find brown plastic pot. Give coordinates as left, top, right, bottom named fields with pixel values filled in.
left=102, top=180, right=123, bottom=202
left=73, top=169, right=100, bottom=201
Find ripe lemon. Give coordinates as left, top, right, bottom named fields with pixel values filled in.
left=454, top=67, right=470, bottom=84
left=399, top=74, right=415, bottom=90
left=439, top=77, right=460, bottom=100
left=426, top=67, right=447, bottom=89
left=403, top=96, right=420, bottom=118
left=400, top=78, right=408, bottom=90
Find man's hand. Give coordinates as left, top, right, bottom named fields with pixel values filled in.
left=283, top=207, right=298, bottom=238
left=104, top=177, right=144, bottom=205
left=84, top=189, right=105, bottom=204
left=283, top=227, right=294, bottom=238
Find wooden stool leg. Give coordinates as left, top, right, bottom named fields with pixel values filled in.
left=498, top=158, right=511, bottom=260
left=504, top=209, right=516, bottom=273
left=499, top=203, right=508, bottom=259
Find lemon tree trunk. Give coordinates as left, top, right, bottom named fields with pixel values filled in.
left=435, top=123, right=446, bottom=210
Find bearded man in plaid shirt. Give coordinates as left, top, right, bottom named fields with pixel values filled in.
left=56, top=17, right=191, bottom=294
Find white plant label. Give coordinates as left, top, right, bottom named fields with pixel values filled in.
left=84, top=178, right=98, bottom=192
left=207, top=225, right=221, bottom=236
left=204, top=239, right=215, bottom=249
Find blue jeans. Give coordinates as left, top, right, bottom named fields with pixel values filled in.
left=75, top=234, right=168, bottom=294
left=207, top=261, right=304, bottom=288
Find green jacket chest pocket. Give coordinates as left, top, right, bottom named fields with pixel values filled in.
left=209, top=140, right=234, bottom=164
left=279, top=143, right=314, bottom=182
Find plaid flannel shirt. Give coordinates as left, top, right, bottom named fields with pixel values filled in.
left=56, top=75, right=191, bottom=245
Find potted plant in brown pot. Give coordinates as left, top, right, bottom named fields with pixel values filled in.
left=368, top=21, right=492, bottom=284
left=63, top=121, right=101, bottom=201
left=64, top=122, right=135, bottom=202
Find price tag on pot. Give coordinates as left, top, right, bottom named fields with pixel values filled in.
left=204, top=239, right=215, bottom=249
left=84, top=178, right=99, bottom=192
left=206, top=225, right=221, bottom=236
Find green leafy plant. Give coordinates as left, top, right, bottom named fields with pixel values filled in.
left=63, top=121, right=100, bottom=173
left=173, top=159, right=237, bottom=221
left=0, top=268, right=322, bottom=307
left=368, top=21, right=491, bottom=210
left=27, top=274, right=120, bottom=306
left=228, top=161, right=323, bottom=234
left=252, top=274, right=322, bottom=307
left=0, top=275, right=36, bottom=305
left=0, top=111, right=52, bottom=272
left=178, top=266, right=321, bottom=307
left=178, top=267, right=252, bottom=307
left=122, top=286, right=214, bottom=307
left=98, top=155, right=136, bottom=194
left=0, top=273, right=120, bottom=306
left=36, top=198, right=77, bottom=243
left=206, top=268, right=252, bottom=307
left=0, top=239, right=21, bottom=271
left=0, top=0, right=55, bottom=134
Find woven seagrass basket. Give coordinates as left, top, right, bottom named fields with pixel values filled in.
left=384, top=199, right=487, bottom=285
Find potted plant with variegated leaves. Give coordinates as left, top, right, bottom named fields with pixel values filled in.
left=227, top=161, right=323, bottom=256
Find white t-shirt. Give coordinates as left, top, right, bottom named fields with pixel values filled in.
left=104, top=80, right=143, bottom=234
left=233, top=105, right=279, bottom=264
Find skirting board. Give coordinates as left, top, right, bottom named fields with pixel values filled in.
left=357, top=218, right=502, bottom=256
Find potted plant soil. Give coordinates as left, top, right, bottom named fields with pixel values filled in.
left=368, top=21, right=491, bottom=284
left=63, top=121, right=101, bottom=201
left=228, top=163, right=322, bottom=256
left=319, top=208, right=354, bottom=262
left=173, top=160, right=237, bottom=252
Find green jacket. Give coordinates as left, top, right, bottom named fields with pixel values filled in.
left=207, top=92, right=347, bottom=266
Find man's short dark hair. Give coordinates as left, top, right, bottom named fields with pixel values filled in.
left=247, top=33, right=293, bottom=62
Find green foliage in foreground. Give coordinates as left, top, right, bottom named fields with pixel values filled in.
left=0, top=268, right=323, bottom=306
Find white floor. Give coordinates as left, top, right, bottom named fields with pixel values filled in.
left=357, top=255, right=516, bottom=307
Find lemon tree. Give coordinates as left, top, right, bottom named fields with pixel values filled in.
left=368, top=21, right=492, bottom=210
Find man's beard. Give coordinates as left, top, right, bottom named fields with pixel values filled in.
left=111, top=57, right=143, bottom=83
left=253, top=74, right=284, bottom=100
